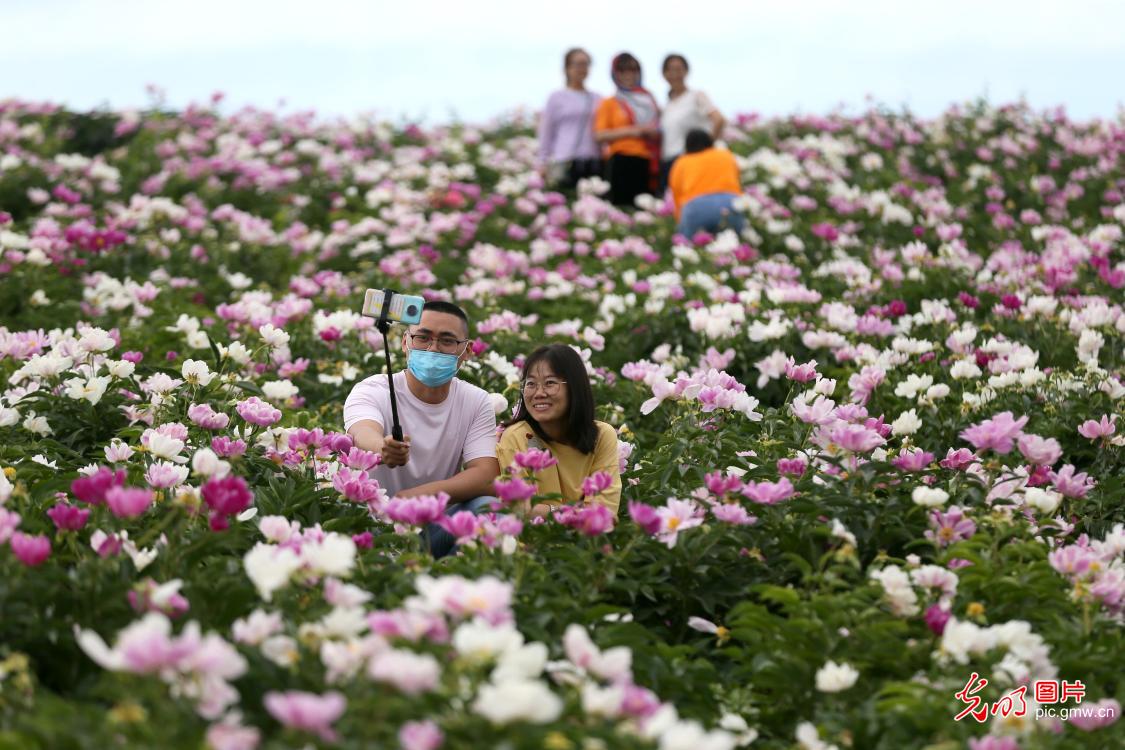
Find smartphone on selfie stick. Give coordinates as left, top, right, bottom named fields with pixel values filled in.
left=361, top=289, right=425, bottom=442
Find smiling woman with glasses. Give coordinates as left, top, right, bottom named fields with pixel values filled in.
left=498, top=344, right=621, bottom=517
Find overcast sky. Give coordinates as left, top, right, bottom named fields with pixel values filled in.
left=3, top=0, right=1123, bottom=123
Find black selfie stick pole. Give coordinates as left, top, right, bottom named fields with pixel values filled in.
left=375, top=290, right=405, bottom=442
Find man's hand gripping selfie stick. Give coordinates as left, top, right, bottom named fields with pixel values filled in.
left=374, top=291, right=405, bottom=442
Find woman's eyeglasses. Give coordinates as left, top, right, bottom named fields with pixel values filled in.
left=521, top=379, right=567, bottom=395
left=407, top=333, right=468, bottom=354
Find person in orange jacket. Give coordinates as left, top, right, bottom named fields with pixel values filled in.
left=667, top=128, right=745, bottom=238
left=593, top=52, right=661, bottom=207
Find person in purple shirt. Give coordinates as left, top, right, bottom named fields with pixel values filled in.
left=538, top=48, right=603, bottom=190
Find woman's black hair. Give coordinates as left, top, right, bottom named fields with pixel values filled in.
left=684, top=128, right=713, bottom=154
left=505, top=344, right=598, bottom=454
left=662, top=53, right=689, bottom=73
left=612, top=52, right=641, bottom=73
left=563, top=47, right=589, bottom=69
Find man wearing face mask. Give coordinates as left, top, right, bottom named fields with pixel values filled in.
left=344, top=301, right=500, bottom=553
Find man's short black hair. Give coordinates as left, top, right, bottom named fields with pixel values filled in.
left=685, top=128, right=713, bottom=154
left=422, top=300, right=470, bottom=337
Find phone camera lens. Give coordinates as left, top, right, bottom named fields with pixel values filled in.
left=406, top=304, right=418, bottom=317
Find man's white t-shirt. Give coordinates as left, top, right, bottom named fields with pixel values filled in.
left=343, top=372, right=497, bottom=498
left=662, top=89, right=719, bottom=161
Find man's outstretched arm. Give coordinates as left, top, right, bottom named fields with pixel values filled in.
left=397, top=456, right=500, bottom=502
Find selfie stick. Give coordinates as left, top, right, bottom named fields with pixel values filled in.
left=375, top=290, right=405, bottom=442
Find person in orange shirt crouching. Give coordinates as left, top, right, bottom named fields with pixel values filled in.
left=667, top=128, right=745, bottom=238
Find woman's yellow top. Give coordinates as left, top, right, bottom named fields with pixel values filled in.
left=497, top=420, right=622, bottom=515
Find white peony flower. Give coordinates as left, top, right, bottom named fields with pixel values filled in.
left=891, top=409, right=922, bottom=436
left=815, top=660, right=859, bottom=692
left=912, top=486, right=949, bottom=507
left=472, top=678, right=562, bottom=724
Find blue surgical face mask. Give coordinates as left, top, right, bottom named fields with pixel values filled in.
left=408, top=349, right=461, bottom=387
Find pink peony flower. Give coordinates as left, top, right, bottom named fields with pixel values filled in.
left=959, top=411, right=1028, bottom=454
left=511, top=448, right=558, bottom=472
left=741, top=477, right=796, bottom=504
left=211, top=436, right=248, bottom=458
left=1048, top=464, right=1096, bottom=499
left=105, top=486, right=155, bottom=518
left=939, top=448, right=977, bottom=470
left=0, top=508, right=21, bottom=544
left=628, top=501, right=661, bottom=535
left=10, top=532, right=51, bottom=566
left=703, top=471, right=744, bottom=497
left=1077, top=414, right=1117, bottom=440
left=892, top=449, right=935, bottom=472
left=368, top=649, right=441, bottom=695
left=236, top=396, right=282, bottom=427
left=777, top=458, right=808, bottom=476
left=785, top=357, right=819, bottom=383
left=263, top=690, right=346, bottom=742
left=1068, top=698, right=1121, bottom=731
left=555, top=503, right=615, bottom=536
left=711, top=503, right=758, bottom=525
left=1016, top=434, right=1062, bottom=466
left=493, top=476, right=537, bottom=504
left=47, top=502, right=91, bottom=531
left=188, top=403, right=230, bottom=430
left=340, top=447, right=380, bottom=471
left=826, top=423, right=886, bottom=453
left=399, top=720, right=444, bottom=750
left=581, top=471, right=613, bottom=497
left=925, top=506, right=976, bottom=547
left=384, top=493, right=450, bottom=526
left=438, top=511, right=479, bottom=541
left=656, top=498, right=705, bottom=548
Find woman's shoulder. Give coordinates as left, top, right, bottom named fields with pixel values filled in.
left=500, top=421, right=535, bottom=443
left=594, top=421, right=619, bottom=444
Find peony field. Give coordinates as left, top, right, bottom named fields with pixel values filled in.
left=0, top=98, right=1123, bottom=749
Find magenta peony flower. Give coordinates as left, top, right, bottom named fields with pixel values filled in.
left=47, top=502, right=91, bottom=531
left=202, top=475, right=254, bottom=530
left=925, top=506, right=976, bottom=547
left=924, top=604, right=951, bottom=635
left=10, top=532, right=51, bottom=566
left=940, top=448, right=977, bottom=470
left=71, top=466, right=127, bottom=505
left=105, top=486, right=155, bottom=518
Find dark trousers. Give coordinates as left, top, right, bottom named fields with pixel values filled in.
left=658, top=157, right=677, bottom=196
left=555, top=158, right=603, bottom=191
left=606, top=154, right=651, bottom=207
